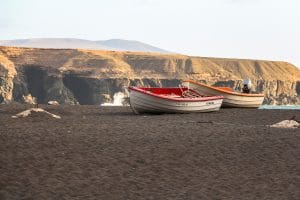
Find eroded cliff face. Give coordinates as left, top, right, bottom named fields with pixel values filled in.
left=0, top=46, right=299, bottom=105
left=0, top=54, right=16, bottom=103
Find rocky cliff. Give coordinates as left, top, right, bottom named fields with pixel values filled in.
left=0, top=46, right=299, bottom=105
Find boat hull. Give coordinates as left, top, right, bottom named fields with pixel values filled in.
left=128, top=87, right=223, bottom=114
left=182, top=81, right=264, bottom=108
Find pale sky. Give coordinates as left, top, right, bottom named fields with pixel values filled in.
left=1, top=0, right=299, bottom=67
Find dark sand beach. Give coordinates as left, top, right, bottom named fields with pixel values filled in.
left=0, top=105, right=299, bottom=199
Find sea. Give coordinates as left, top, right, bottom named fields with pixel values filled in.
left=259, top=105, right=300, bottom=110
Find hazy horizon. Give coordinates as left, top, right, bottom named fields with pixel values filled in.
left=1, top=0, right=299, bottom=67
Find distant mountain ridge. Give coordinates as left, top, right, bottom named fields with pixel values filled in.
left=0, top=38, right=169, bottom=53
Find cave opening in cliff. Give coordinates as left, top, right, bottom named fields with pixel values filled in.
left=24, top=66, right=47, bottom=104
left=63, top=74, right=94, bottom=105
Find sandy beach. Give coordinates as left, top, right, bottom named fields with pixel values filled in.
left=0, top=105, right=299, bottom=199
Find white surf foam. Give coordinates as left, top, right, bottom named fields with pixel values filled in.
left=101, top=92, right=125, bottom=106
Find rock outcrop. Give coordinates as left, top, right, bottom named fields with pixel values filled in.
left=0, top=53, right=16, bottom=103
left=0, top=46, right=299, bottom=105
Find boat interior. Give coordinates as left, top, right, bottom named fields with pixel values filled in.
left=139, top=87, right=202, bottom=98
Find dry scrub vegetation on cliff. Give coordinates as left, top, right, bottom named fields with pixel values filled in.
left=1, top=46, right=299, bottom=80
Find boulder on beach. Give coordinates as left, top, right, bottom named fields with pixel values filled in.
left=12, top=108, right=61, bottom=119
left=270, top=120, right=299, bottom=129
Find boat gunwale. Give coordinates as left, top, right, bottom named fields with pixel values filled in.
left=128, top=86, right=224, bottom=102
left=183, top=80, right=265, bottom=97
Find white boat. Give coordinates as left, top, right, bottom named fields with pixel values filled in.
left=182, top=80, right=264, bottom=108
left=128, top=86, right=223, bottom=114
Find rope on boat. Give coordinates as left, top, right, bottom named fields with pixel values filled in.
left=182, top=90, right=201, bottom=98
left=179, top=84, right=201, bottom=98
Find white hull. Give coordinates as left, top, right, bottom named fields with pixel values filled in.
left=129, top=89, right=223, bottom=114
left=182, top=81, right=264, bottom=108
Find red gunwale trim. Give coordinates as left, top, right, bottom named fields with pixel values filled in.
left=128, top=86, right=224, bottom=102
left=184, top=80, right=264, bottom=97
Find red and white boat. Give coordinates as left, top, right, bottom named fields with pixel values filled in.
left=128, top=86, right=224, bottom=114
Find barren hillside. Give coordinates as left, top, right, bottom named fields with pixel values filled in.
left=0, top=46, right=299, bottom=105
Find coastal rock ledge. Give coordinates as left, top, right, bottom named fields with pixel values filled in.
left=0, top=46, right=299, bottom=105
